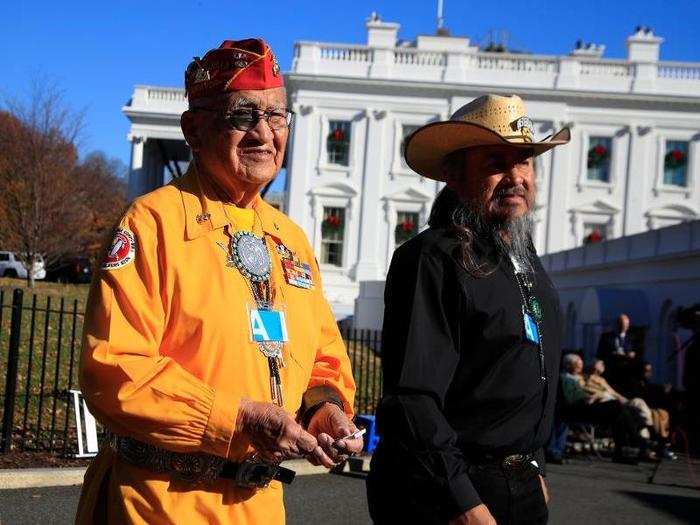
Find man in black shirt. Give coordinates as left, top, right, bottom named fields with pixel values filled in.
left=367, top=94, right=570, bottom=525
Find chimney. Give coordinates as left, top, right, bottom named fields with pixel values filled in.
left=627, top=26, right=663, bottom=62
left=570, top=40, right=605, bottom=59
left=366, top=12, right=400, bottom=48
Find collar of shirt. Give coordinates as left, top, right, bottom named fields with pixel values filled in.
left=175, top=164, right=283, bottom=241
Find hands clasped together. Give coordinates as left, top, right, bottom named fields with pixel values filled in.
left=237, top=399, right=364, bottom=468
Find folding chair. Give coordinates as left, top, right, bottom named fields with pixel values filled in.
left=566, top=420, right=604, bottom=460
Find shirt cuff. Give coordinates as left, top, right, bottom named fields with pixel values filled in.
left=200, top=389, right=241, bottom=459
left=299, top=385, right=345, bottom=427
left=446, top=472, right=482, bottom=520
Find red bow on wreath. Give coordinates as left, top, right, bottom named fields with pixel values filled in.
left=400, top=220, right=415, bottom=233
left=330, top=128, right=345, bottom=141
left=324, top=215, right=341, bottom=227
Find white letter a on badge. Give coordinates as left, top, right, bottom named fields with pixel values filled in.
left=250, top=310, right=270, bottom=341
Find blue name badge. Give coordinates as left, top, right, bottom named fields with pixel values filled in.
left=524, top=312, right=540, bottom=345
left=249, top=309, right=289, bottom=343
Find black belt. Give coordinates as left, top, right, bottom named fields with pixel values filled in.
left=219, top=460, right=296, bottom=486
left=110, top=434, right=296, bottom=488
left=471, top=453, right=536, bottom=471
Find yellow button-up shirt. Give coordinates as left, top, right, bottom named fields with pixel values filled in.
left=76, top=166, right=355, bottom=524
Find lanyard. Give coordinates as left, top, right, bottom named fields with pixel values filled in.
left=510, top=255, right=547, bottom=383
left=223, top=210, right=286, bottom=407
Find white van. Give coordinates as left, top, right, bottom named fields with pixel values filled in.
left=0, top=251, right=47, bottom=280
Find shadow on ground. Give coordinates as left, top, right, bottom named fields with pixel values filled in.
left=619, top=491, right=700, bottom=524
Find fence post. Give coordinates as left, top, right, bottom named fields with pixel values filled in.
left=1, top=288, right=24, bottom=453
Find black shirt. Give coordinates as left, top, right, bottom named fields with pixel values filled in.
left=367, top=227, right=562, bottom=521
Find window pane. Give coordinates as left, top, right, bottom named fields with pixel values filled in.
left=327, top=120, right=351, bottom=166
left=395, top=211, right=419, bottom=246
left=321, top=207, right=345, bottom=266
left=663, top=140, right=689, bottom=187
left=586, top=136, right=612, bottom=182
left=0, top=253, right=9, bottom=261
left=400, top=125, right=420, bottom=168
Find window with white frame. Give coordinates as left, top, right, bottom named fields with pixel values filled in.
left=663, top=140, right=689, bottom=187
left=586, top=136, right=612, bottom=183
left=326, top=121, right=351, bottom=166
left=582, top=222, right=608, bottom=245
left=399, top=124, right=420, bottom=168
left=321, top=207, right=345, bottom=266
left=394, top=211, right=420, bottom=246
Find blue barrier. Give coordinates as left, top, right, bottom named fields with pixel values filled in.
left=355, top=414, right=380, bottom=454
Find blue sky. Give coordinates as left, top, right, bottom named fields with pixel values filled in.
left=2, top=0, right=698, bottom=187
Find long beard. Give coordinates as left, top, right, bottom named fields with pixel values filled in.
left=453, top=198, right=536, bottom=274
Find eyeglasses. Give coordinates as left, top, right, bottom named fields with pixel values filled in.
left=195, top=107, right=294, bottom=131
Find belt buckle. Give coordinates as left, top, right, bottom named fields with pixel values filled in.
left=235, top=459, right=278, bottom=488
left=502, top=454, right=523, bottom=470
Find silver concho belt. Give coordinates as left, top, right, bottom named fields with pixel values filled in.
left=109, top=434, right=293, bottom=488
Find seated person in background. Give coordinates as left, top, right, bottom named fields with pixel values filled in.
left=622, top=362, right=676, bottom=459
left=626, top=362, right=674, bottom=410
left=560, top=354, right=650, bottom=462
left=585, top=360, right=665, bottom=440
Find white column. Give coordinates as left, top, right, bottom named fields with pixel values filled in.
left=545, top=121, right=574, bottom=253
left=127, top=135, right=145, bottom=200
left=622, top=125, right=653, bottom=235
left=285, top=104, right=315, bottom=234
left=352, top=109, right=387, bottom=281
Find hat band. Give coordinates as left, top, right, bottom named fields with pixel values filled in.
left=502, top=134, right=533, bottom=143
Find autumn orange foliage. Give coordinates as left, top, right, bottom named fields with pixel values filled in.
left=0, top=84, right=127, bottom=286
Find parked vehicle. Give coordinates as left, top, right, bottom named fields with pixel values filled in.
left=0, top=251, right=47, bottom=280
left=46, top=257, right=92, bottom=284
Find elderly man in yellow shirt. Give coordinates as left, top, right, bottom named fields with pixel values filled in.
left=76, top=38, right=362, bottom=524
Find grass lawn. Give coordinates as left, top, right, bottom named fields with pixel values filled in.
left=0, top=278, right=90, bottom=304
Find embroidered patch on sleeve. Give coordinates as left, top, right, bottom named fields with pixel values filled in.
left=102, top=228, right=137, bottom=270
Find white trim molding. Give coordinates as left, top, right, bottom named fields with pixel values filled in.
left=653, top=131, right=697, bottom=198
left=645, top=203, right=699, bottom=229
left=569, top=199, right=622, bottom=246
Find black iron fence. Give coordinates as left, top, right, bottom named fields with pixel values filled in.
left=0, top=287, right=383, bottom=454
left=339, top=326, right=383, bottom=416
left=0, top=288, right=84, bottom=454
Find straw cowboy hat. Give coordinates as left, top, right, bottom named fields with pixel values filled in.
left=404, top=94, right=570, bottom=181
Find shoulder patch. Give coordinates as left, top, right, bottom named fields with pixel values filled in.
left=102, top=228, right=137, bottom=270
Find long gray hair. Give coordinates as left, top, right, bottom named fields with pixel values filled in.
left=428, top=187, right=535, bottom=278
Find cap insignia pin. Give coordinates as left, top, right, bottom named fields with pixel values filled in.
left=514, top=116, right=534, bottom=140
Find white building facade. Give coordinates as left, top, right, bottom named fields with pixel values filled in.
left=123, top=15, right=700, bottom=315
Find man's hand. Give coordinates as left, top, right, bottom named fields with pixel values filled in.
left=449, top=504, right=497, bottom=525
left=237, top=399, right=331, bottom=466
left=539, top=475, right=550, bottom=504
left=306, top=402, right=364, bottom=466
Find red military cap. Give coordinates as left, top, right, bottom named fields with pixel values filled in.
left=185, top=38, right=283, bottom=101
